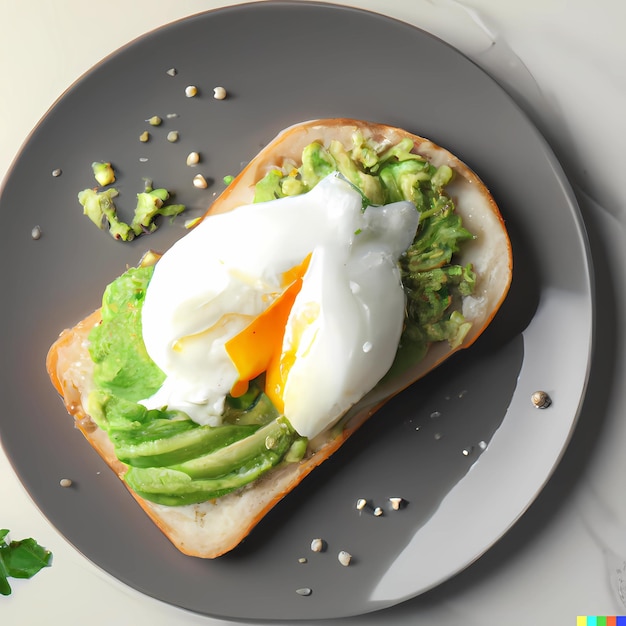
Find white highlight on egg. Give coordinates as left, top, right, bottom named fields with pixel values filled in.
left=140, top=174, right=419, bottom=436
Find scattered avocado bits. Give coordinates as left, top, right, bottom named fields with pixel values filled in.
left=0, top=529, right=52, bottom=596
left=78, top=163, right=185, bottom=241
left=91, top=161, right=115, bottom=186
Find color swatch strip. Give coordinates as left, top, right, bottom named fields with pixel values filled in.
left=577, top=617, right=626, bottom=626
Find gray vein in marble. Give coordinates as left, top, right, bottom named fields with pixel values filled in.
left=454, top=0, right=626, bottom=221
left=578, top=484, right=626, bottom=610
left=435, top=0, right=545, bottom=104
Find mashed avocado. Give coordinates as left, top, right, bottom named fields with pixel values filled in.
left=87, top=134, right=475, bottom=506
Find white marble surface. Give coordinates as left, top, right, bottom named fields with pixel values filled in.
left=1, top=1, right=625, bottom=623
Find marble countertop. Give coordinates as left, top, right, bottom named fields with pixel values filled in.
left=2, top=1, right=625, bottom=624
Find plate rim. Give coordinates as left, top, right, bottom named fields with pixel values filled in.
left=0, top=1, right=594, bottom=620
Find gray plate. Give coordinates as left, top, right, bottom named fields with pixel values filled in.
left=0, top=2, right=592, bottom=621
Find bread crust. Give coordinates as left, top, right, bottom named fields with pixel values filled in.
left=46, top=119, right=512, bottom=558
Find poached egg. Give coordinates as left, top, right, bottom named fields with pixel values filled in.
left=140, top=173, right=419, bottom=439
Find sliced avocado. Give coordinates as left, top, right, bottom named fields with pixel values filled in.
left=124, top=417, right=300, bottom=505
left=170, top=417, right=296, bottom=479
left=114, top=423, right=260, bottom=468
left=222, top=392, right=279, bottom=426
left=89, top=389, right=267, bottom=467
left=125, top=458, right=273, bottom=506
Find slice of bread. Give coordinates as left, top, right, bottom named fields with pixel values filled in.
left=46, top=119, right=512, bottom=558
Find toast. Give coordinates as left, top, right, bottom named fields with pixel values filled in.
left=46, top=119, right=512, bottom=557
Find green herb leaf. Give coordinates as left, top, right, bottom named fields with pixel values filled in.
left=0, top=529, right=52, bottom=596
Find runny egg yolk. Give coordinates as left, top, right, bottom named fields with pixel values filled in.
left=225, top=253, right=311, bottom=400
left=264, top=300, right=320, bottom=414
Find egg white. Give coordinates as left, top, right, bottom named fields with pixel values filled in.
left=140, top=173, right=419, bottom=437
